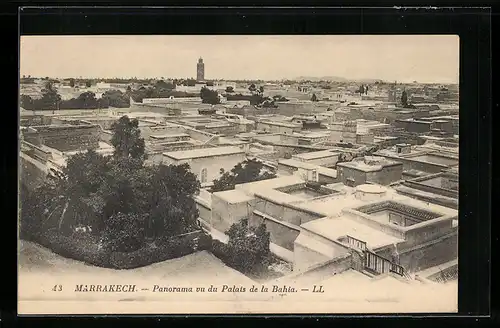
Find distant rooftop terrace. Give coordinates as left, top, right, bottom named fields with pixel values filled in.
left=354, top=200, right=442, bottom=227
left=275, top=183, right=338, bottom=200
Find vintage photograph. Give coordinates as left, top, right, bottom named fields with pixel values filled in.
left=18, top=35, right=459, bottom=314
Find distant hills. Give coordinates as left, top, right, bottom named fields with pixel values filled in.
left=294, top=76, right=383, bottom=83
left=294, top=76, right=348, bottom=82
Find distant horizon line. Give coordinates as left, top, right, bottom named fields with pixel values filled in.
left=20, top=75, right=458, bottom=85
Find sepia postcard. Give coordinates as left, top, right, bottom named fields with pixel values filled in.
left=18, top=35, right=459, bottom=315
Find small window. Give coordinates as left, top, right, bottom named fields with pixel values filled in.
left=200, top=168, right=208, bottom=183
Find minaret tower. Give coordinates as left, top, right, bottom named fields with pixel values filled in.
left=197, top=57, right=205, bottom=82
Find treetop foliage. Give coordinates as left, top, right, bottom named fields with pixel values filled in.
left=200, top=87, right=220, bottom=105
left=220, top=218, right=271, bottom=273
left=211, top=158, right=277, bottom=192
left=20, top=115, right=201, bottom=252
left=110, top=116, right=146, bottom=162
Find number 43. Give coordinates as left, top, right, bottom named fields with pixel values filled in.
left=52, top=285, right=63, bottom=292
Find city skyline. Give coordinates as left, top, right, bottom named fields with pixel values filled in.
left=20, top=35, right=459, bottom=83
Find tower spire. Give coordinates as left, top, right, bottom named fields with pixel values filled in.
left=197, top=57, right=205, bottom=81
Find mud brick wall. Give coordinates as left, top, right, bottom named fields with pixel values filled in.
left=398, top=231, right=458, bottom=273
left=20, top=115, right=52, bottom=127
left=23, top=132, right=43, bottom=146
left=254, top=195, right=323, bottom=226
left=262, top=217, right=300, bottom=251
left=366, top=163, right=404, bottom=185
left=20, top=153, right=47, bottom=191
left=35, top=125, right=100, bottom=152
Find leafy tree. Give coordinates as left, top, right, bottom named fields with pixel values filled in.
left=19, top=179, right=65, bottom=239
left=155, top=80, right=175, bottom=90
left=20, top=77, right=35, bottom=84
left=59, top=91, right=100, bottom=109
left=48, top=149, right=111, bottom=232
left=64, top=149, right=111, bottom=196
left=20, top=114, right=202, bottom=255
left=211, top=159, right=276, bottom=192
left=110, top=116, right=146, bottom=162
left=358, top=85, right=365, bottom=95
left=227, top=219, right=270, bottom=255
left=186, top=78, right=196, bottom=87
left=401, top=89, right=408, bottom=107
left=311, top=93, right=318, bottom=102
left=85, top=80, right=92, bottom=88
left=78, top=91, right=98, bottom=108
left=260, top=99, right=277, bottom=108
left=200, top=86, right=220, bottom=105
left=249, top=94, right=265, bottom=106
left=101, top=212, right=146, bottom=252
left=224, top=218, right=271, bottom=273
left=225, top=86, right=234, bottom=93
left=248, top=83, right=257, bottom=92
left=146, top=164, right=200, bottom=238
left=69, top=78, right=75, bottom=87
left=259, top=86, right=264, bottom=93
left=101, top=90, right=130, bottom=108
left=20, top=95, right=35, bottom=110
left=35, top=84, right=62, bottom=110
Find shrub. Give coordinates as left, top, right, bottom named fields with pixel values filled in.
left=110, top=231, right=206, bottom=269
left=36, top=232, right=110, bottom=267
left=211, top=239, right=232, bottom=263
left=196, top=233, right=213, bottom=251
left=101, top=212, right=146, bottom=253
left=210, top=239, right=266, bottom=275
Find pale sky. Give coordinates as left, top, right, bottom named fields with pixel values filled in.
left=20, top=35, right=459, bottom=83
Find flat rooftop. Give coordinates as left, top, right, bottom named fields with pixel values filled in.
left=163, top=146, right=244, bottom=160
left=126, top=112, right=167, bottom=118
left=397, top=119, right=432, bottom=124
left=150, top=133, right=190, bottom=139
left=279, top=159, right=319, bottom=171
left=418, top=143, right=459, bottom=154
left=444, top=165, right=459, bottom=174
left=292, top=149, right=340, bottom=160
left=416, top=259, right=458, bottom=278
left=294, top=131, right=331, bottom=139
left=255, top=188, right=305, bottom=204
left=236, top=175, right=305, bottom=197
left=301, top=216, right=404, bottom=249
left=374, top=136, right=398, bottom=141
left=213, top=189, right=256, bottom=204
left=278, top=159, right=338, bottom=178
left=310, top=195, right=365, bottom=217
left=259, top=120, right=301, bottom=128
left=337, top=156, right=401, bottom=172
left=410, top=154, right=458, bottom=167
left=293, top=185, right=457, bottom=219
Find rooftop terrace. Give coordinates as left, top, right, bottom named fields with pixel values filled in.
left=301, top=216, right=405, bottom=249
left=278, top=159, right=338, bottom=178
left=292, top=149, right=340, bottom=160
left=337, top=156, right=401, bottom=172
left=163, top=146, right=244, bottom=160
